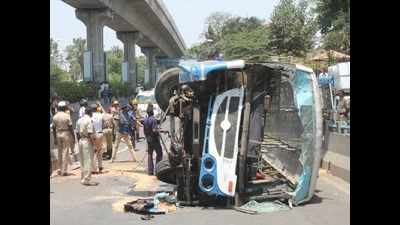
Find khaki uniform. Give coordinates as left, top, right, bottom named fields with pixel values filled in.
left=76, top=115, right=94, bottom=184
left=102, top=113, right=114, bottom=157
left=66, top=110, right=76, bottom=164
left=52, top=111, right=73, bottom=175
left=91, top=133, right=105, bottom=172
left=112, top=132, right=137, bottom=162
left=111, top=106, right=120, bottom=142
left=91, top=112, right=105, bottom=172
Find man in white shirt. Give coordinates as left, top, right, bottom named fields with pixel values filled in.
left=79, top=99, right=88, bottom=119
left=91, top=104, right=105, bottom=173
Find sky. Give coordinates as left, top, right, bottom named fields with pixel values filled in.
left=50, top=0, right=280, bottom=53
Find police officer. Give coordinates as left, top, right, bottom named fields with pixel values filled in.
left=52, top=101, right=76, bottom=176
left=111, top=103, right=137, bottom=163
left=128, top=99, right=143, bottom=147
left=110, top=100, right=120, bottom=143
left=65, top=101, right=78, bottom=164
left=76, top=104, right=99, bottom=186
left=102, top=108, right=114, bottom=160
left=127, top=104, right=136, bottom=149
left=143, top=104, right=163, bottom=175
left=91, top=104, right=105, bottom=174
left=131, top=99, right=142, bottom=141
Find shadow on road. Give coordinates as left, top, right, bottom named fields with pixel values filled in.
left=298, top=192, right=334, bottom=206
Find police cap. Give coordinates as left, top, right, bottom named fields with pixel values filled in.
left=58, top=101, right=66, bottom=107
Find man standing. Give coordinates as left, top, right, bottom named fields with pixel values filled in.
left=110, top=100, right=120, bottom=143
left=111, top=104, right=137, bottom=163
left=65, top=101, right=78, bottom=164
left=102, top=108, right=114, bottom=160
left=127, top=104, right=136, bottom=149
left=318, top=68, right=335, bottom=110
left=143, top=104, right=163, bottom=175
left=76, top=104, right=99, bottom=186
left=91, top=105, right=105, bottom=174
left=128, top=99, right=143, bottom=147
left=131, top=99, right=142, bottom=141
left=79, top=98, right=88, bottom=119
left=52, top=101, right=76, bottom=176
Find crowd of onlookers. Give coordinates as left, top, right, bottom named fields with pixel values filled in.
left=50, top=90, right=163, bottom=186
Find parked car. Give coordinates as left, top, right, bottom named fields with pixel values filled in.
left=135, top=89, right=162, bottom=121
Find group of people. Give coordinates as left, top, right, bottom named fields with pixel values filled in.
left=51, top=96, right=164, bottom=186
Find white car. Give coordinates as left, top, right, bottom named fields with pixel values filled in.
left=135, top=89, right=162, bottom=121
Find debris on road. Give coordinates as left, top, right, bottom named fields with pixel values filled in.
left=123, top=191, right=178, bottom=220
left=236, top=200, right=290, bottom=214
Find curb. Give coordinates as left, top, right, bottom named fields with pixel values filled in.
left=321, top=132, right=350, bottom=183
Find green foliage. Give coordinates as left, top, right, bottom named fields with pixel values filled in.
left=222, top=27, right=271, bottom=61
left=269, top=0, right=317, bottom=57
left=315, top=0, right=349, bottom=34
left=50, top=80, right=134, bottom=103
left=136, top=56, right=145, bottom=85
left=51, top=40, right=142, bottom=102
left=50, top=38, right=71, bottom=81
left=106, top=46, right=124, bottom=77
left=188, top=12, right=268, bottom=61
left=322, top=17, right=350, bottom=54
left=314, top=0, right=350, bottom=54
left=109, top=81, right=132, bottom=97
left=106, top=46, right=145, bottom=86
left=203, top=12, right=233, bottom=42
left=65, top=38, right=86, bottom=81
left=50, top=81, right=98, bottom=102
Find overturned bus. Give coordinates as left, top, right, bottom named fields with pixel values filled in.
left=153, top=60, right=323, bottom=207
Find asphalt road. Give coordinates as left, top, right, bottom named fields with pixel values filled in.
left=50, top=121, right=350, bottom=225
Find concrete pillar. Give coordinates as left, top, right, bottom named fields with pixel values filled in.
left=117, top=31, right=142, bottom=91
left=156, top=56, right=169, bottom=81
left=76, top=9, right=113, bottom=83
left=142, top=47, right=159, bottom=89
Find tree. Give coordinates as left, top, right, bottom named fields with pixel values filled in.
left=136, top=55, right=145, bottom=85
left=315, top=0, right=349, bottom=34
left=65, top=38, right=86, bottom=81
left=50, top=38, right=69, bottom=81
left=314, top=0, right=350, bottom=53
left=269, top=0, right=317, bottom=56
left=203, top=12, right=233, bottom=42
left=190, top=12, right=268, bottom=60
left=106, top=46, right=124, bottom=83
left=221, top=26, right=271, bottom=61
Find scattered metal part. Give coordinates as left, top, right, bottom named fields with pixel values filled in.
left=233, top=206, right=258, bottom=215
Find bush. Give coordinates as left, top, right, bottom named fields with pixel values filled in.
left=110, top=81, right=135, bottom=97
left=50, top=81, right=98, bottom=102
left=51, top=80, right=134, bottom=103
